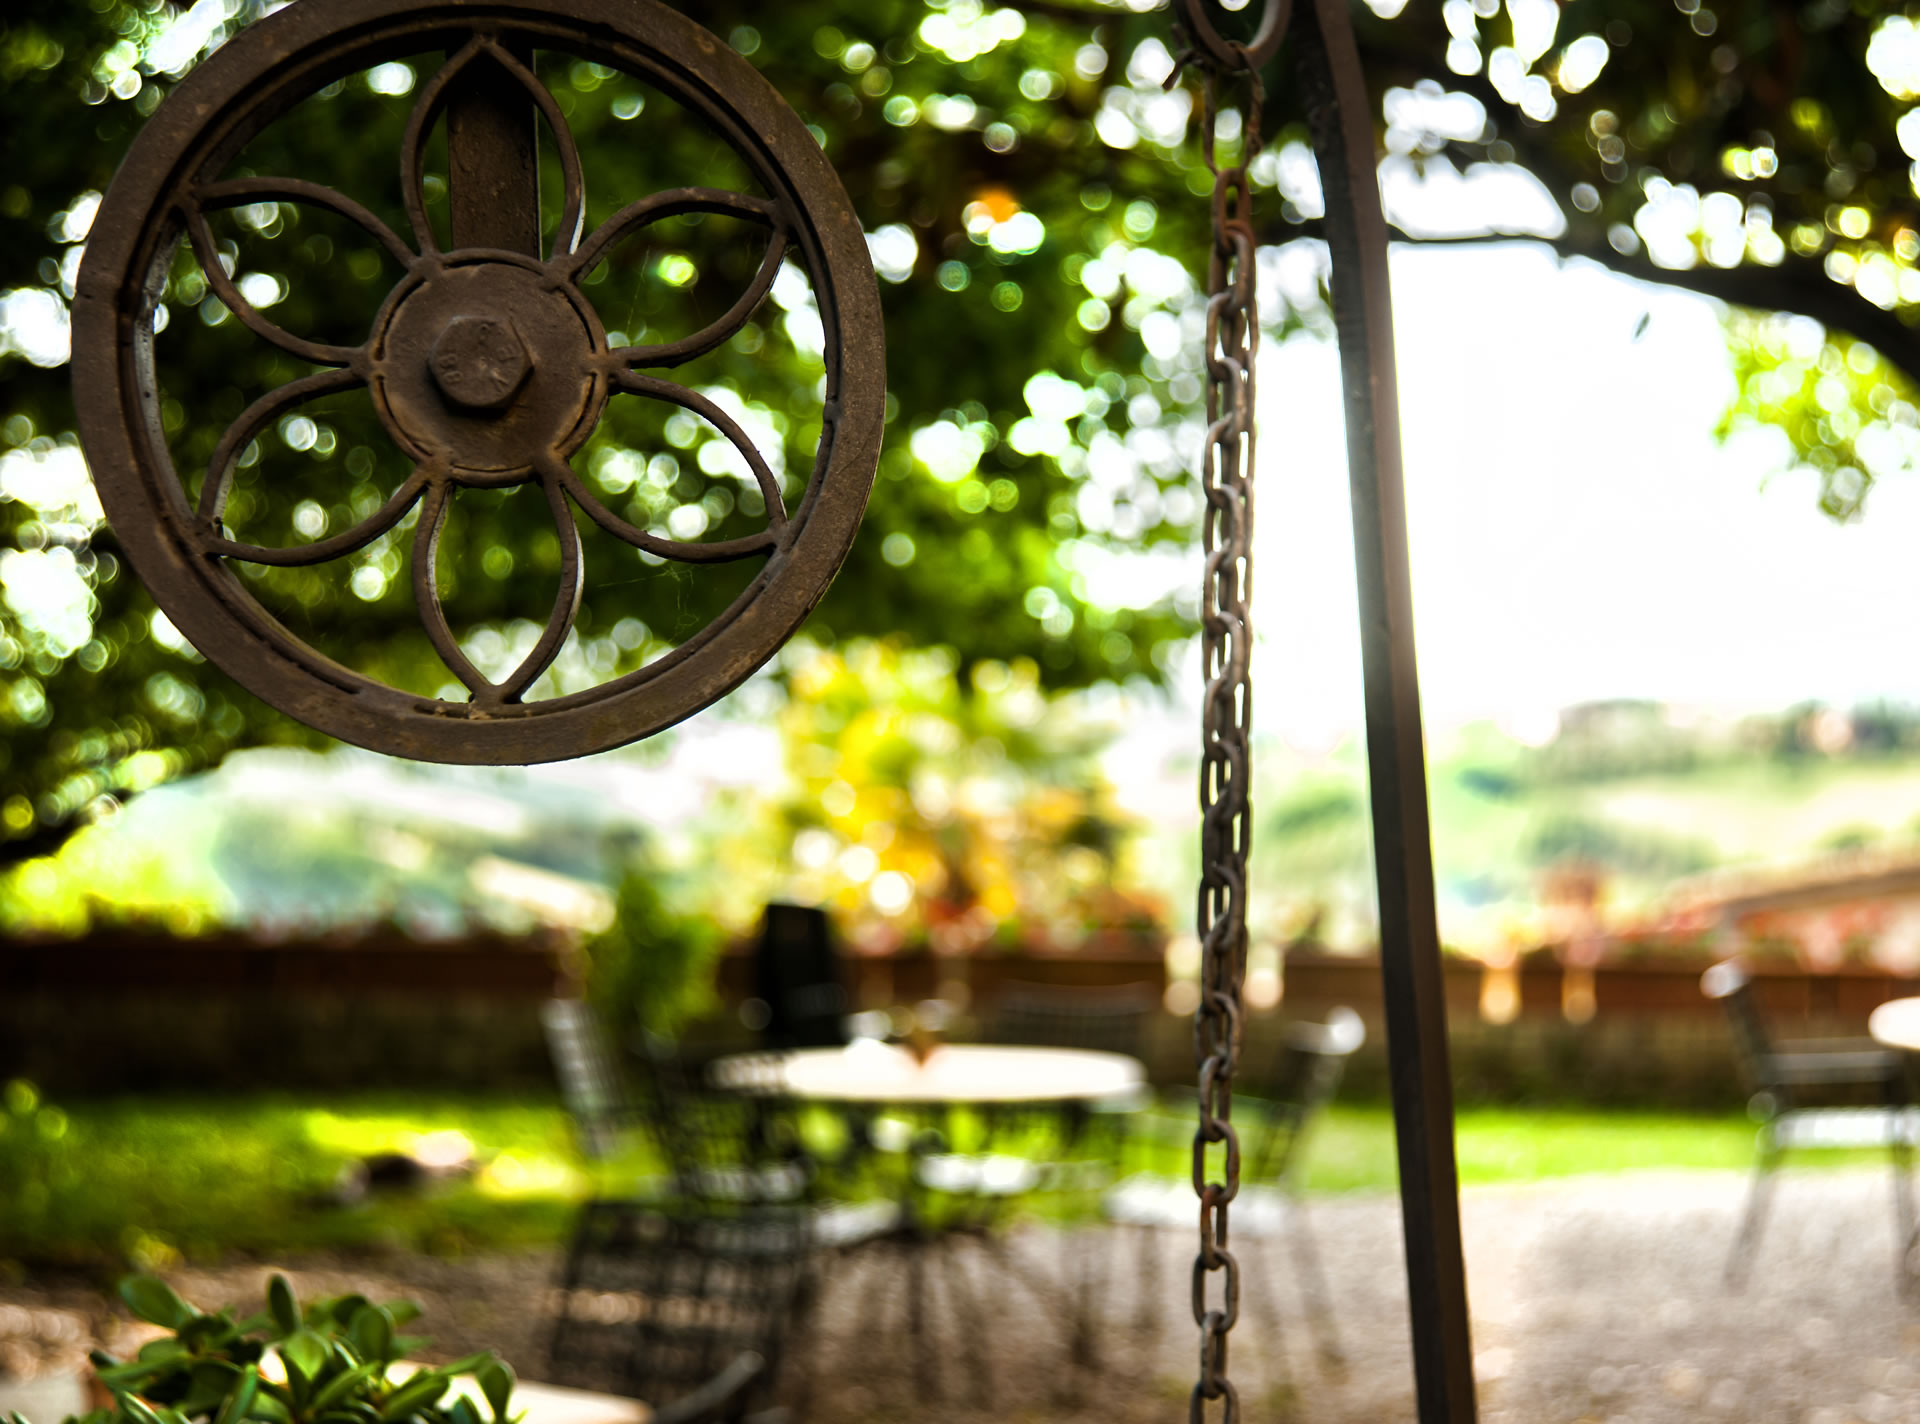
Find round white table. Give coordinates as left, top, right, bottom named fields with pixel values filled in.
left=709, top=1040, right=1145, bottom=1106
left=1869, top=997, right=1920, bottom=1050
left=707, top=1041, right=1143, bottom=1393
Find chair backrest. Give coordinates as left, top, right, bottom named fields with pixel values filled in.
left=542, top=998, right=629, bottom=1161
left=548, top=1202, right=808, bottom=1410
left=1701, top=959, right=1781, bottom=1097
left=984, top=980, right=1157, bottom=1059
left=1250, top=1007, right=1365, bottom=1185
left=631, top=1032, right=807, bottom=1205
left=754, top=903, right=850, bottom=1049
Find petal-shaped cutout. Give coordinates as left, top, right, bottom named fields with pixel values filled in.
left=571, top=190, right=786, bottom=370
left=400, top=36, right=491, bottom=255
left=612, top=372, right=790, bottom=533
left=568, top=188, right=778, bottom=278
left=195, top=178, right=417, bottom=269
left=181, top=202, right=363, bottom=369
left=481, top=41, right=587, bottom=261
left=196, top=366, right=363, bottom=527
left=400, top=37, right=588, bottom=261
left=208, top=463, right=432, bottom=568
left=622, top=234, right=788, bottom=370
left=544, top=454, right=777, bottom=566
left=495, top=476, right=585, bottom=703
left=411, top=478, right=493, bottom=698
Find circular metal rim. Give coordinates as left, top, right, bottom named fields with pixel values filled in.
left=1173, top=0, right=1290, bottom=71
left=72, top=0, right=884, bottom=766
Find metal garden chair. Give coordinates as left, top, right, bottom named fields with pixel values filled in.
left=541, top=998, right=814, bottom=1205
left=650, top=1353, right=770, bottom=1424
left=1105, top=1006, right=1365, bottom=1363
left=546, top=1200, right=810, bottom=1423
left=978, top=979, right=1156, bottom=1181
left=541, top=997, right=633, bottom=1164
left=1702, top=959, right=1916, bottom=1288
left=753, top=903, right=852, bottom=1050
left=983, top=979, right=1158, bottom=1059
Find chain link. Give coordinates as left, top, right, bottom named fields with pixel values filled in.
left=1178, top=25, right=1265, bottom=1424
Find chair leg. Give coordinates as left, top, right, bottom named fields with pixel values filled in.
left=1065, top=1224, right=1100, bottom=1371
left=1725, top=1134, right=1782, bottom=1290
left=544, top=1200, right=599, bottom=1377
left=1887, top=1080, right=1916, bottom=1298
left=1284, top=1189, right=1345, bottom=1370
left=779, top=1256, right=825, bottom=1422
left=1132, top=1220, right=1160, bottom=1336
left=907, top=1238, right=934, bottom=1398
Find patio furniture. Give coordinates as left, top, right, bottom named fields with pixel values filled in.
left=984, top=980, right=1157, bottom=1059
left=1105, top=1007, right=1365, bottom=1362
left=714, top=1043, right=1141, bottom=1212
left=541, top=998, right=812, bottom=1206
left=709, top=1041, right=1148, bottom=1396
left=753, top=903, right=851, bottom=1050
left=546, top=1200, right=810, bottom=1421
left=543, top=997, right=633, bottom=1163
left=650, top=1354, right=770, bottom=1424
left=1704, top=960, right=1915, bottom=1289
left=632, top=1030, right=814, bottom=1208
left=981, top=980, right=1156, bottom=1168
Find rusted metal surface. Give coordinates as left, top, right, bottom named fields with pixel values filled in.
left=1173, top=0, right=1289, bottom=70
left=1172, top=0, right=1477, bottom=1419
left=1289, top=0, right=1477, bottom=1414
left=1176, top=19, right=1264, bottom=1424
left=73, top=0, right=884, bottom=765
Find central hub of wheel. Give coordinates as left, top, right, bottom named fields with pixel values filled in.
left=369, top=257, right=608, bottom=484
left=430, top=314, right=532, bottom=410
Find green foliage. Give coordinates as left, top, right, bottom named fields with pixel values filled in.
left=0, top=1093, right=588, bottom=1268
left=1238, top=703, right=1920, bottom=954
left=39, top=1273, right=516, bottom=1424
left=583, top=868, right=724, bottom=1034
left=2, top=0, right=1224, bottom=862
left=1720, top=311, right=1920, bottom=519
left=729, top=638, right=1158, bottom=948
left=0, top=1078, right=71, bottom=1237
left=17, top=0, right=1920, bottom=883
left=1338, top=1, right=1920, bottom=514
left=0, top=1091, right=1872, bottom=1267
left=1522, top=812, right=1716, bottom=878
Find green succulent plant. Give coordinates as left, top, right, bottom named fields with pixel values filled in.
left=2, top=1275, right=517, bottom=1424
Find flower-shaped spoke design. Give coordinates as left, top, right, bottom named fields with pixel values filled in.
left=77, top=0, right=882, bottom=762
left=169, top=29, right=809, bottom=706
left=411, top=471, right=583, bottom=705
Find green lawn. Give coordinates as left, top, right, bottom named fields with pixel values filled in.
left=0, top=1091, right=1845, bottom=1270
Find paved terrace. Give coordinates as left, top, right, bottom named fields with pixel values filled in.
left=1, top=1167, right=1914, bottom=1424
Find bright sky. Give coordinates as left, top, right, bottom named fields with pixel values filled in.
left=1241, top=240, right=1920, bottom=752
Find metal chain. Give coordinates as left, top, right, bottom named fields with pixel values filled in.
left=1179, top=32, right=1265, bottom=1424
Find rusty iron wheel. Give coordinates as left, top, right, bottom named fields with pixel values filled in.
left=73, top=0, right=885, bottom=765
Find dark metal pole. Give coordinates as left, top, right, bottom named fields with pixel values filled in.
left=1295, top=0, right=1478, bottom=1418
left=446, top=45, right=541, bottom=256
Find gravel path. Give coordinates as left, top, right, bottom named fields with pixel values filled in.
left=4, top=1166, right=1917, bottom=1423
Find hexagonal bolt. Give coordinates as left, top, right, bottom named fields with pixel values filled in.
left=429, top=314, right=533, bottom=412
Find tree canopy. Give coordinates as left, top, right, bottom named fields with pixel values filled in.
left=6, top=0, right=1920, bottom=868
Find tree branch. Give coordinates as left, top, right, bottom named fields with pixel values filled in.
left=1274, top=216, right=1920, bottom=383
